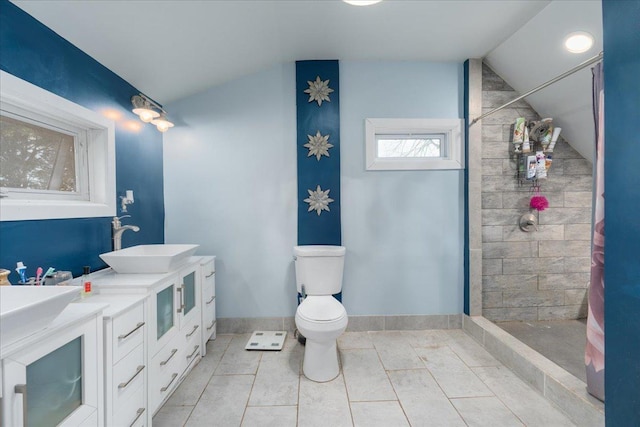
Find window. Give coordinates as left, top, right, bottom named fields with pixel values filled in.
left=0, top=71, right=115, bottom=221
left=365, top=118, right=464, bottom=170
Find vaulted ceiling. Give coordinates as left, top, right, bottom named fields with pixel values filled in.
left=12, top=0, right=601, bottom=161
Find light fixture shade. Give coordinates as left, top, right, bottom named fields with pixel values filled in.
left=564, top=31, right=594, bottom=53
left=151, top=113, right=174, bottom=132
left=134, top=108, right=159, bottom=123
left=131, top=95, right=160, bottom=122
left=343, top=0, right=383, bottom=5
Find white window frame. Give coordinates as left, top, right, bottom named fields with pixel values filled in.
left=365, top=118, right=465, bottom=171
left=0, top=70, right=116, bottom=221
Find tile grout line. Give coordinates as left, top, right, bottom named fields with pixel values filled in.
left=182, top=339, right=233, bottom=426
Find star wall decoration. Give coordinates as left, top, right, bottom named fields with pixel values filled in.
left=304, top=185, right=334, bottom=215
left=304, top=131, right=333, bottom=161
left=304, top=76, right=334, bottom=106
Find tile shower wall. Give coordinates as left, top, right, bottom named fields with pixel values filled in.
left=481, top=64, right=592, bottom=322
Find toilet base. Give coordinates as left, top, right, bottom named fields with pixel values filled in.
left=302, top=339, right=340, bottom=382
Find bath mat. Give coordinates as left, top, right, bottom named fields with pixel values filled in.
left=245, top=331, right=287, bottom=351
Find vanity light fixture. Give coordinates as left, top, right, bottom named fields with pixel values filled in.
left=131, top=93, right=174, bottom=132
left=151, top=113, right=175, bottom=133
left=343, top=0, right=383, bottom=6
left=564, top=31, right=594, bottom=53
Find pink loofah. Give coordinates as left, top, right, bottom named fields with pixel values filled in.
left=530, top=195, right=549, bottom=211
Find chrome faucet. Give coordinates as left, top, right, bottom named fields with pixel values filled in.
left=112, top=215, right=140, bottom=251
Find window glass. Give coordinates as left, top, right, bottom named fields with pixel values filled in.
left=1, top=114, right=77, bottom=192
left=365, top=118, right=464, bottom=171
left=0, top=70, right=116, bottom=221
left=376, top=134, right=444, bottom=158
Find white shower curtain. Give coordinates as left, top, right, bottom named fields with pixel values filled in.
left=585, top=62, right=604, bottom=402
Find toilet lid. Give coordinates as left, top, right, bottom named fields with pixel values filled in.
left=298, top=296, right=346, bottom=322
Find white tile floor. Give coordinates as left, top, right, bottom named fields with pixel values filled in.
left=153, top=330, right=577, bottom=427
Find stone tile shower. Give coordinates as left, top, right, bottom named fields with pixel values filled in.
left=480, top=64, right=593, bottom=323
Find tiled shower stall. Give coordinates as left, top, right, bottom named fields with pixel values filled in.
left=480, top=64, right=593, bottom=322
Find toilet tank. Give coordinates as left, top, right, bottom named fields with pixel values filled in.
left=294, top=245, right=346, bottom=295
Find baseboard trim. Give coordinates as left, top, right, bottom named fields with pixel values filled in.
left=217, top=314, right=463, bottom=334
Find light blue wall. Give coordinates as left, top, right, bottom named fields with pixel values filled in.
left=340, top=62, right=464, bottom=315
left=164, top=64, right=298, bottom=318
left=164, top=61, right=464, bottom=318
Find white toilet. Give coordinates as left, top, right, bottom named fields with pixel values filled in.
left=294, top=245, right=348, bottom=382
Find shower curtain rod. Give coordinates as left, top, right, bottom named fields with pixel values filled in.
left=470, top=51, right=604, bottom=126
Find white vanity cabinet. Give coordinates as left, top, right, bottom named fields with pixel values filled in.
left=199, top=256, right=216, bottom=355
left=75, top=294, right=148, bottom=427
left=87, top=255, right=214, bottom=420
left=90, top=257, right=209, bottom=418
left=149, top=262, right=202, bottom=413
left=1, top=305, right=105, bottom=427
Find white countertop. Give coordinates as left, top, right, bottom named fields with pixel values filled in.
left=72, top=293, right=147, bottom=318
left=0, top=303, right=107, bottom=359
left=82, top=256, right=207, bottom=291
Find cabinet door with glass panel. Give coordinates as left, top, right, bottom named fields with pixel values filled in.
left=177, top=263, right=201, bottom=329
left=150, top=274, right=180, bottom=356
left=2, top=315, right=102, bottom=427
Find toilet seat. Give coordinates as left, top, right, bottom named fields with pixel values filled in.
left=297, top=296, right=346, bottom=323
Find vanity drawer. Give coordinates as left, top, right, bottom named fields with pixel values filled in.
left=202, top=258, right=215, bottom=279
left=113, top=385, right=146, bottom=427
left=203, top=282, right=215, bottom=308
left=112, top=303, right=145, bottom=362
left=150, top=340, right=183, bottom=412
left=183, top=314, right=201, bottom=345
left=204, top=299, right=216, bottom=339
left=113, top=343, right=145, bottom=409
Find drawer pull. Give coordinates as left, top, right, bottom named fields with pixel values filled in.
left=129, top=408, right=145, bottom=427
left=186, top=345, right=200, bottom=360
left=160, top=373, right=178, bottom=392
left=205, top=271, right=215, bottom=278
left=186, top=324, right=199, bottom=338
left=206, top=320, right=215, bottom=331
left=118, top=322, right=145, bottom=340
left=118, top=365, right=145, bottom=389
left=160, top=348, right=178, bottom=366
left=205, top=295, right=215, bottom=305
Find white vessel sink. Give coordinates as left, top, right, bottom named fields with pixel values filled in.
left=0, top=286, right=80, bottom=348
left=100, top=244, right=199, bottom=273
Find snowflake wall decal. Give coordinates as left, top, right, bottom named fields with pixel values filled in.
left=304, top=131, right=333, bottom=161
left=304, top=76, right=334, bottom=106
left=304, top=185, right=334, bottom=216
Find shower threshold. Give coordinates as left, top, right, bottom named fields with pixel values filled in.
left=463, top=315, right=603, bottom=427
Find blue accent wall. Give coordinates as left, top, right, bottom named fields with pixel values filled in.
left=603, top=0, right=640, bottom=424
left=296, top=60, right=341, bottom=246
left=0, top=1, right=164, bottom=279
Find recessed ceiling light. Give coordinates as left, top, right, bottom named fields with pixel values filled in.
left=343, top=0, right=383, bottom=6
left=564, top=31, right=594, bottom=53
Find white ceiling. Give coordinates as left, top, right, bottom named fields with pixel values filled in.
left=485, top=0, right=602, bottom=162
left=12, top=0, right=602, bottom=162
left=12, top=0, right=549, bottom=104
